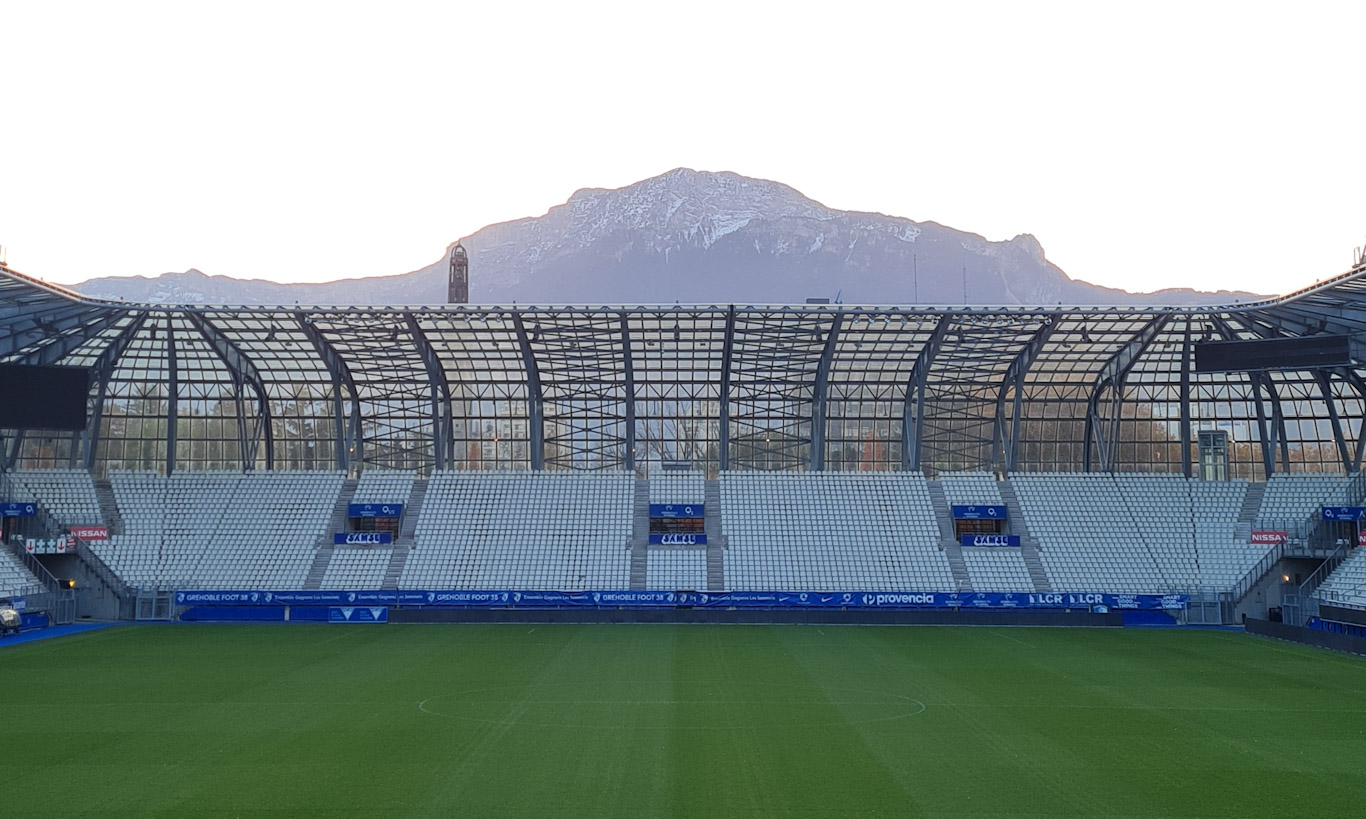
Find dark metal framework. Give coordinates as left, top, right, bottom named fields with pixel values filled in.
left=3, top=258, right=1366, bottom=478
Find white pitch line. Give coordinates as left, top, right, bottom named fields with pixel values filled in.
left=989, top=629, right=1035, bottom=648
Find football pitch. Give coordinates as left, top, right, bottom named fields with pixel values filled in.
left=4, top=624, right=1366, bottom=817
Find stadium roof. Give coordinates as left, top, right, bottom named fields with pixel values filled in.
left=2, top=260, right=1365, bottom=478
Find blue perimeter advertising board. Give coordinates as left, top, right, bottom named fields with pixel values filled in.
left=175, top=589, right=1186, bottom=611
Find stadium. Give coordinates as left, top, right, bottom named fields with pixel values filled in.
left=5, top=251, right=1366, bottom=815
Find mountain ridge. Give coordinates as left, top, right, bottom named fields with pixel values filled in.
left=71, top=168, right=1264, bottom=307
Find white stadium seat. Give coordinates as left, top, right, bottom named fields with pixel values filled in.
left=5, top=465, right=1354, bottom=598
left=401, top=470, right=634, bottom=590
left=89, top=470, right=343, bottom=590
left=719, top=471, right=954, bottom=591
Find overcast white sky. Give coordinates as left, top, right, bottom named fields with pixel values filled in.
left=1, top=1, right=1363, bottom=297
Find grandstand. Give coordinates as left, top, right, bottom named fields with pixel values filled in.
left=2, top=257, right=1366, bottom=626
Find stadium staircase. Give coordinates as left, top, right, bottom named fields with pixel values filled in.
left=384, top=478, right=426, bottom=586
left=706, top=546, right=724, bottom=591
left=926, top=480, right=957, bottom=543
left=381, top=547, right=409, bottom=589
left=704, top=480, right=726, bottom=549
left=629, top=548, right=648, bottom=590
left=322, top=478, right=358, bottom=544
left=999, top=480, right=1051, bottom=592
left=93, top=479, right=125, bottom=536
left=1238, top=483, right=1266, bottom=524
left=396, top=479, right=426, bottom=545
left=303, top=545, right=335, bottom=590
left=927, top=481, right=972, bottom=591
left=705, top=480, right=725, bottom=590
left=941, top=541, right=971, bottom=591
left=629, top=480, right=649, bottom=589
left=304, top=478, right=358, bottom=590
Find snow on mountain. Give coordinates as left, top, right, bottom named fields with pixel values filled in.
left=73, top=169, right=1262, bottom=307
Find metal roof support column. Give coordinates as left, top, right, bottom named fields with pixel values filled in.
left=2, top=432, right=22, bottom=470
left=512, top=314, right=544, bottom=470
left=1213, top=314, right=1295, bottom=478
left=1234, top=309, right=1360, bottom=472
left=405, top=313, right=453, bottom=473
left=1179, top=322, right=1193, bottom=477
left=902, top=315, right=953, bottom=472
left=1315, top=371, right=1354, bottom=472
left=1249, top=374, right=1275, bottom=478
left=1083, top=387, right=1102, bottom=471
left=1082, top=314, right=1170, bottom=472
left=1247, top=372, right=1291, bottom=474
left=992, top=317, right=1055, bottom=473
left=1358, top=410, right=1366, bottom=472
left=719, top=306, right=736, bottom=472
left=809, top=312, right=844, bottom=471
left=232, top=375, right=251, bottom=470
left=185, top=313, right=274, bottom=471
left=1336, top=369, right=1366, bottom=470
left=619, top=314, right=636, bottom=473
left=1104, top=388, right=1126, bottom=473
left=1006, top=385, right=1026, bottom=473
left=83, top=314, right=149, bottom=470
left=165, top=320, right=178, bottom=476
left=298, top=314, right=362, bottom=473
left=1275, top=385, right=1291, bottom=472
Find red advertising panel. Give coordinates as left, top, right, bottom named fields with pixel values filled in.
left=69, top=524, right=108, bottom=541
left=1251, top=530, right=1288, bottom=546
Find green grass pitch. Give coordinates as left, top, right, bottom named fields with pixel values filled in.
left=4, top=624, right=1366, bottom=817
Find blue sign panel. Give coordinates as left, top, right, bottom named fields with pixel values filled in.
left=960, top=534, right=1021, bottom=547
left=349, top=503, right=404, bottom=519
left=0, top=502, right=37, bottom=517
left=648, top=533, right=707, bottom=546
left=333, top=532, right=393, bottom=545
left=951, top=505, right=1007, bottom=520
left=327, top=606, right=388, bottom=623
left=6, top=596, right=26, bottom=613
left=1322, top=506, right=1365, bottom=521
left=649, top=504, right=704, bottom=518
left=174, top=589, right=1188, bottom=611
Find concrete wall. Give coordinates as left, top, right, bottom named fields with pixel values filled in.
left=1246, top=617, right=1366, bottom=656
left=37, top=554, right=125, bottom=620
left=1235, top=557, right=1321, bottom=624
